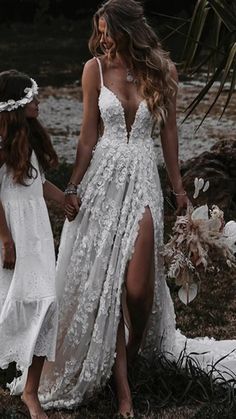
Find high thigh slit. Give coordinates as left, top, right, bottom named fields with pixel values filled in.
left=124, top=206, right=155, bottom=354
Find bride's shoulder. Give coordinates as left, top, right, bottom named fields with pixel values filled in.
left=84, top=55, right=105, bottom=69
left=82, top=56, right=107, bottom=87
left=84, top=55, right=108, bottom=72
left=82, top=58, right=102, bottom=91
left=83, top=57, right=101, bottom=78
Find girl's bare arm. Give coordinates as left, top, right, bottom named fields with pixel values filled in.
left=43, top=180, right=64, bottom=206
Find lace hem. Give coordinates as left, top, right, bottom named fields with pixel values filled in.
left=0, top=297, right=58, bottom=372
left=0, top=350, right=56, bottom=373
left=5, top=345, right=58, bottom=396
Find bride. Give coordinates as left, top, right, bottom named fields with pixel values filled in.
left=39, top=0, right=188, bottom=416
left=9, top=0, right=236, bottom=417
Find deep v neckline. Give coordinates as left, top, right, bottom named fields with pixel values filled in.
left=101, top=85, right=145, bottom=141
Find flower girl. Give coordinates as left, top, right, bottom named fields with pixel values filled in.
left=0, top=70, right=64, bottom=419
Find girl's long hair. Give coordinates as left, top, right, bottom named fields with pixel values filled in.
left=89, top=0, right=177, bottom=126
left=0, top=69, right=58, bottom=185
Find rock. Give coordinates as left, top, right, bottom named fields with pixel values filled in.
left=211, top=139, right=236, bottom=177
left=180, top=139, right=236, bottom=214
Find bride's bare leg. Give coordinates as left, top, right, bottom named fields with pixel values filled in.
left=21, top=355, right=48, bottom=419
left=113, top=208, right=154, bottom=416
left=126, top=208, right=154, bottom=362
left=113, top=317, right=134, bottom=417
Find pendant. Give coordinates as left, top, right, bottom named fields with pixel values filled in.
left=126, top=69, right=137, bottom=84
left=126, top=69, right=134, bottom=83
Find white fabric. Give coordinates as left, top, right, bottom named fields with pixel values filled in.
left=0, top=152, right=58, bottom=376
left=174, top=330, right=236, bottom=380
left=36, top=59, right=236, bottom=409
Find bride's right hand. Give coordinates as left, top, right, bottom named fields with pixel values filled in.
left=65, top=195, right=81, bottom=222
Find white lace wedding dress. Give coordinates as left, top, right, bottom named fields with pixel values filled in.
left=10, top=58, right=236, bottom=407
left=37, top=57, right=176, bottom=408
left=0, top=151, right=58, bottom=374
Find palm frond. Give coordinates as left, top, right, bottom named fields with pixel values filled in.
left=181, top=0, right=236, bottom=125
left=161, top=22, right=188, bottom=43
left=181, top=66, right=222, bottom=125
left=207, top=10, right=222, bottom=75
left=220, top=57, right=236, bottom=117
left=208, top=0, right=236, bottom=32
left=184, top=42, right=236, bottom=128
left=182, top=0, right=210, bottom=68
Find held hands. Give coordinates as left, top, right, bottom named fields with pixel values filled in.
left=64, top=181, right=81, bottom=222
left=2, top=238, right=16, bottom=269
left=64, top=194, right=81, bottom=222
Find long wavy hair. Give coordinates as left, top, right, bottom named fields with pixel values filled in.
left=0, top=70, right=58, bottom=185
left=89, top=0, right=177, bottom=126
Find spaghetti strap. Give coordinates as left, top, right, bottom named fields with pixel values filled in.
left=94, top=56, right=104, bottom=88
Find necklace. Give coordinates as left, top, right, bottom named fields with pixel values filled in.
left=126, top=68, right=137, bottom=84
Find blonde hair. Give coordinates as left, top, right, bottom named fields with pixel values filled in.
left=89, top=0, right=177, bottom=126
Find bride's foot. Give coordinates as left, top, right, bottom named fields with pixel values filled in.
left=21, top=392, right=48, bottom=419
left=117, top=399, right=134, bottom=418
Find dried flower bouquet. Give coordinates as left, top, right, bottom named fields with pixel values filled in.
left=164, top=178, right=236, bottom=304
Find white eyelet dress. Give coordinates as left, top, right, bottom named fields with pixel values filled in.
left=0, top=151, right=58, bottom=378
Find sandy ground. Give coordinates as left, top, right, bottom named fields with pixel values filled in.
left=38, top=81, right=235, bottom=164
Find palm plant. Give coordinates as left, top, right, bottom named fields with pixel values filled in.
left=181, top=0, right=236, bottom=126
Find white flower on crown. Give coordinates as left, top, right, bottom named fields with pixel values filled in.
left=0, top=78, right=38, bottom=112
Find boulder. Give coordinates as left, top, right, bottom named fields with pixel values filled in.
left=181, top=139, right=236, bottom=215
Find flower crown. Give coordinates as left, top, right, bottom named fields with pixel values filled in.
left=0, top=78, right=38, bottom=112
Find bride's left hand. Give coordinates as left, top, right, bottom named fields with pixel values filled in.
left=175, top=193, right=190, bottom=215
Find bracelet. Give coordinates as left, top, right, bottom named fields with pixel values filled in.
left=65, top=188, right=77, bottom=196
left=64, top=183, right=78, bottom=196
left=172, top=190, right=187, bottom=196
left=65, top=189, right=77, bottom=196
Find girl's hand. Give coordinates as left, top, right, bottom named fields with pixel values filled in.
left=2, top=239, right=16, bottom=269
left=65, top=194, right=81, bottom=222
